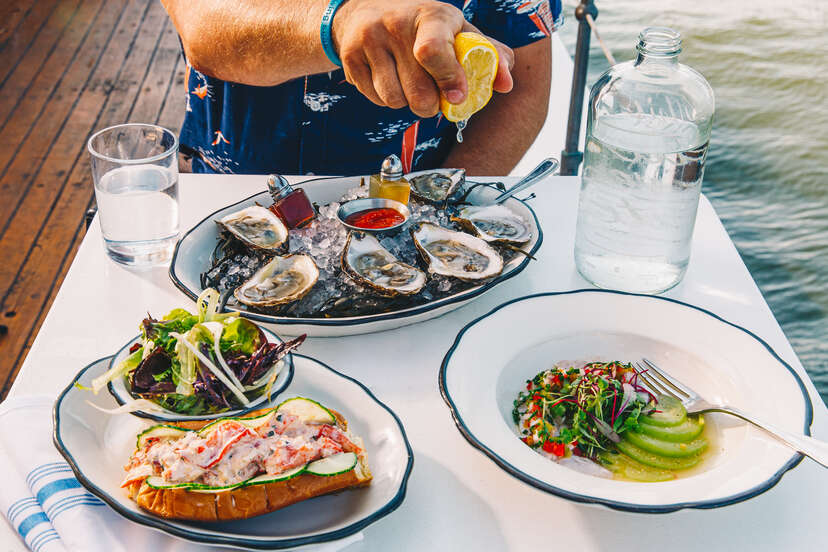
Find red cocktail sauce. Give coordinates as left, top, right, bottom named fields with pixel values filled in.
left=344, top=208, right=405, bottom=229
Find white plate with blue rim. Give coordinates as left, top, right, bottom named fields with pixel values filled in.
left=168, top=173, right=543, bottom=337
left=54, top=353, right=413, bottom=549
left=440, top=290, right=813, bottom=513
left=105, top=325, right=295, bottom=422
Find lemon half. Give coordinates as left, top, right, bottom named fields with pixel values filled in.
left=440, top=32, right=499, bottom=123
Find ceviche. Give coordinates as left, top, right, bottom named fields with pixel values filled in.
left=513, top=361, right=709, bottom=482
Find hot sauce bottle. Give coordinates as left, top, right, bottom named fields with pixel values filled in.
left=369, top=154, right=411, bottom=205
left=267, top=174, right=316, bottom=229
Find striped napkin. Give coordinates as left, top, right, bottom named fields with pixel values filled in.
left=0, top=395, right=363, bottom=552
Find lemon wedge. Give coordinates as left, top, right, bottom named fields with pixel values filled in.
left=440, top=32, right=499, bottom=123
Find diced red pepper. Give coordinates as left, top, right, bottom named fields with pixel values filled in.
left=526, top=382, right=533, bottom=391
left=129, top=343, right=141, bottom=354
left=542, top=440, right=555, bottom=453
left=550, top=442, right=566, bottom=457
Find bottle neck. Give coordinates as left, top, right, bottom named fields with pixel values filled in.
left=634, top=26, right=681, bottom=68
left=267, top=174, right=294, bottom=201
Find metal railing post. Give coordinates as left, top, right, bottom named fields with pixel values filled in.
left=560, top=0, right=598, bottom=176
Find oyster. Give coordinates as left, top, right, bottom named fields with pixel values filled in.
left=411, top=222, right=503, bottom=281
left=217, top=206, right=288, bottom=252
left=234, top=254, right=319, bottom=307
left=409, top=169, right=465, bottom=205
left=342, top=232, right=426, bottom=296
left=451, top=204, right=532, bottom=245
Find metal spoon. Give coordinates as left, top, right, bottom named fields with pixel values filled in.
left=491, top=157, right=559, bottom=204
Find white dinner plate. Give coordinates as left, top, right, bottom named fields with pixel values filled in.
left=440, top=290, right=813, bottom=513
left=107, top=327, right=294, bottom=422
left=54, top=354, right=413, bottom=549
left=168, top=174, right=543, bottom=337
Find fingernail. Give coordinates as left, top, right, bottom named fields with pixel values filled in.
left=445, top=89, right=464, bottom=104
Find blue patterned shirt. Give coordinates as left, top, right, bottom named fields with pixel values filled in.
left=180, top=0, right=562, bottom=175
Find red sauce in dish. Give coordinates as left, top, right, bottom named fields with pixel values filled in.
left=344, top=208, right=405, bottom=229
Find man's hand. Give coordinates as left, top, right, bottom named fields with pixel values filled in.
left=332, top=0, right=515, bottom=118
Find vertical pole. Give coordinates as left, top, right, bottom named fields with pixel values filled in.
left=560, top=0, right=598, bottom=176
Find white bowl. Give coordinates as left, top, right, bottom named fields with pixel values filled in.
left=107, top=326, right=294, bottom=422
left=169, top=172, right=543, bottom=337
left=440, top=290, right=813, bottom=512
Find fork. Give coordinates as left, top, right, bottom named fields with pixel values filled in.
left=634, top=358, right=828, bottom=468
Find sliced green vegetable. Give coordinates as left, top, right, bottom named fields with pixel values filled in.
left=305, top=452, right=358, bottom=476
left=616, top=439, right=704, bottom=470
left=276, top=397, right=336, bottom=424
left=197, top=410, right=276, bottom=438
left=144, top=476, right=196, bottom=490
left=640, top=395, right=686, bottom=427
left=90, top=346, right=143, bottom=393
left=136, top=424, right=190, bottom=449
left=599, top=451, right=676, bottom=482
left=623, top=430, right=708, bottom=458
left=638, top=415, right=705, bottom=442
left=244, top=464, right=307, bottom=486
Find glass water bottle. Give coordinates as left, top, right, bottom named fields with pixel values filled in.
left=574, top=27, right=715, bottom=294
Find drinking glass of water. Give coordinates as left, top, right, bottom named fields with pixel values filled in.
left=87, top=123, right=179, bottom=266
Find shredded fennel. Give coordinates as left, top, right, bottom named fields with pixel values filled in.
left=170, top=331, right=250, bottom=405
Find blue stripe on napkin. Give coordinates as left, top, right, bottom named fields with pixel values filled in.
left=17, top=512, right=49, bottom=538
left=35, top=479, right=82, bottom=505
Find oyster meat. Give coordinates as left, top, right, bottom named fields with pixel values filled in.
left=342, top=232, right=426, bottom=296
left=217, top=205, right=288, bottom=252
left=409, top=169, right=465, bottom=205
left=234, top=254, right=319, bottom=307
left=452, top=204, right=532, bottom=245
left=411, top=222, right=503, bottom=281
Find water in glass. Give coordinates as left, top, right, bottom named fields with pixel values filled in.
left=94, top=164, right=179, bottom=264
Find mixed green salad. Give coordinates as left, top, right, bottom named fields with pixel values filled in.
left=513, top=361, right=708, bottom=482
left=90, top=289, right=305, bottom=416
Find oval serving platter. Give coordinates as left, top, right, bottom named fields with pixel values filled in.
left=54, top=353, right=413, bottom=550
left=440, top=290, right=813, bottom=513
left=169, top=173, right=543, bottom=337
left=107, top=325, right=295, bottom=422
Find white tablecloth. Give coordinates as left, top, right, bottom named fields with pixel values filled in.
left=5, top=175, right=826, bottom=551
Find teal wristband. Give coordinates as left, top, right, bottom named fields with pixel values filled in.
left=320, top=0, right=347, bottom=67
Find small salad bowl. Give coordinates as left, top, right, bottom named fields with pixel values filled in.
left=107, top=326, right=295, bottom=422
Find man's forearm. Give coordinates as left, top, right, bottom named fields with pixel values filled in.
left=162, top=0, right=336, bottom=86
left=441, top=39, right=551, bottom=176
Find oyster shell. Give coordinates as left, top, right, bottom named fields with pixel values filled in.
left=451, top=204, right=532, bottom=245
left=409, top=169, right=465, bottom=205
left=411, top=222, right=503, bottom=281
left=234, top=254, right=319, bottom=307
left=217, top=206, right=288, bottom=252
left=342, top=232, right=426, bottom=296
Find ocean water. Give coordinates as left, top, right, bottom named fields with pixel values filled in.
left=559, top=0, right=828, bottom=404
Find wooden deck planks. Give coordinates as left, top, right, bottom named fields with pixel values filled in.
left=0, top=0, right=185, bottom=397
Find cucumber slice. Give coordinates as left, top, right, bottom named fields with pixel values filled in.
left=144, top=476, right=196, bottom=490
left=198, top=410, right=276, bottom=438
left=136, top=425, right=190, bottom=449
left=623, top=430, right=708, bottom=458
left=616, top=439, right=704, bottom=470
left=641, top=395, right=687, bottom=427
left=276, top=397, right=336, bottom=425
left=638, top=415, right=704, bottom=442
left=244, top=464, right=307, bottom=486
left=305, top=452, right=357, bottom=476
left=189, top=482, right=243, bottom=493
left=145, top=476, right=245, bottom=492
left=598, top=452, right=676, bottom=482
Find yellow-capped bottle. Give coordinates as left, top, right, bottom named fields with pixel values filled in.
left=369, top=154, right=410, bottom=205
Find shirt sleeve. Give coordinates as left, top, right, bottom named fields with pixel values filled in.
left=472, top=0, right=564, bottom=49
